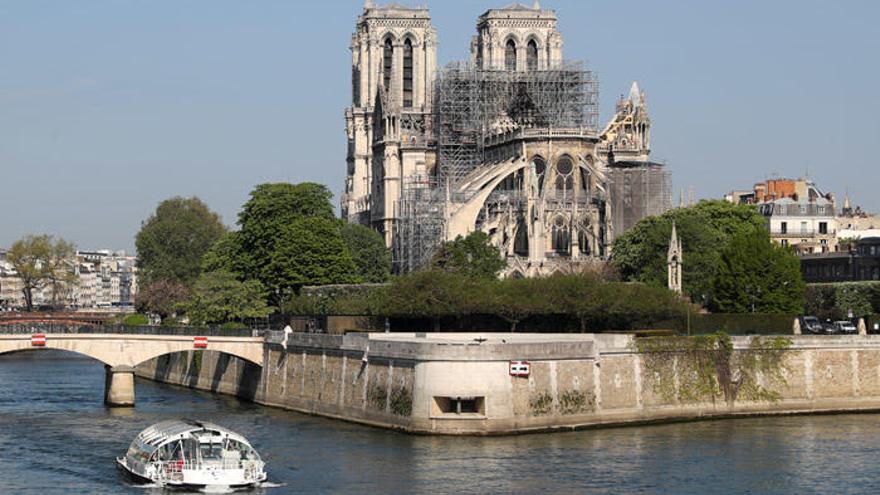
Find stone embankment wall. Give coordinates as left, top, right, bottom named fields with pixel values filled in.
left=135, top=333, right=880, bottom=435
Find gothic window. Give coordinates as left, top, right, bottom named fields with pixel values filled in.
left=555, top=156, right=574, bottom=196
left=383, top=38, right=393, bottom=91
left=527, top=40, right=538, bottom=71
left=403, top=38, right=414, bottom=107
left=513, top=220, right=529, bottom=257
left=505, top=39, right=517, bottom=71
left=552, top=216, right=570, bottom=254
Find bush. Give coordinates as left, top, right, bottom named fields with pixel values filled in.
left=121, top=313, right=149, bottom=327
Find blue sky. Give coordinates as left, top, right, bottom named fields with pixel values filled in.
left=1, top=0, right=877, bottom=252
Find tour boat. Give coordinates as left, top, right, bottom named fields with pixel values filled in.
left=117, top=419, right=267, bottom=490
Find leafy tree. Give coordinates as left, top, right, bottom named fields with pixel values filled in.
left=237, top=182, right=334, bottom=275
left=265, top=217, right=360, bottom=301
left=121, top=313, right=149, bottom=326
left=340, top=222, right=391, bottom=283
left=432, top=231, right=507, bottom=280
left=7, top=235, right=76, bottom=311
left=477, top=278, right=549, bottom=332
left=612, top=200, right=766, bottom=306
left=136, top=279, right=190, bottom=319
left=135, top=197, right=226, bottom=285
left=712, top=228, right=805, bottom=313
left=382, top=270, right=474, bottom=331
left=201, top=231, right=244, bottom=275
left=184, top=271, right=269, bottom=326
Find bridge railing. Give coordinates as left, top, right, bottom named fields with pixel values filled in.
left=0, top=323, right=265, bottom=338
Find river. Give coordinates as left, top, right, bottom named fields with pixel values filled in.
left=1, top=350, right=880, bottom=494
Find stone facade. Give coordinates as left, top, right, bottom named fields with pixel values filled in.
left=342, top=3, right=670, bottom=276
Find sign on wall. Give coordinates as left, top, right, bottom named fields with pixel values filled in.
left=193, top=336, right=208, bottom=349
left=509, top=360, right=530, bottom=377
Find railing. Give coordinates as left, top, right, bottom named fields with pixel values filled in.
left=770, top=229, right=836, bottom=237
left=0, top=324, right=265, bottom=338
left=153, top=459, right=265, bottom=483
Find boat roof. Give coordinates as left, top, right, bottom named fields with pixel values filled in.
left=132, top=419, right=252, bottom=454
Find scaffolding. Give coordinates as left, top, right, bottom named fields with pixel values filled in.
left=392, top=61, right=600, bottom=272
left=435, top=61, right=599, bottom=186
left=607, top=162, right=672, bottom=242
left=392, top=175, right=447, bottom=274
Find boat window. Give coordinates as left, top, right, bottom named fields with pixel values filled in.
left=200, top=443, right=224, bottom=461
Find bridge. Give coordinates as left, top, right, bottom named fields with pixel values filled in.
left=0, top=325, right=265, bottom=407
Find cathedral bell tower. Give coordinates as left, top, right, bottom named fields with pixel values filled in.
left=343, top=2, right=437, bottom=233
left=471, top=2, right=563, bottom=71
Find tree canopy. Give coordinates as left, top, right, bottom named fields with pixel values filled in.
left=611, top=200, right=766, bottom=307
left=264, top=217, right=361, bottom=300
left=135, top=196, right=226, bottom=285
left=432, top=231, right=507, bottom=280
left=7, top=234, right=76, bottom=311
left=340, top=222, right=391, bottom=283
left=184, top=271, right=269, bottom=326
left=712, top=228, right=805, bottom=313
left=135, top=278, right=190, bottom=319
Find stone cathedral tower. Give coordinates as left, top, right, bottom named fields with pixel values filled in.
left=343, top=2, right=437, bottom=243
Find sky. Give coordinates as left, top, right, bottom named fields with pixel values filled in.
left=1, top=0, right=878, bottom=252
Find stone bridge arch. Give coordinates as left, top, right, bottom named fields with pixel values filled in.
left=0, top=333, right=264, bottom=407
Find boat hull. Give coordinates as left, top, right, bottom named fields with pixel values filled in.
left=116, top=458, right=262, bottom=491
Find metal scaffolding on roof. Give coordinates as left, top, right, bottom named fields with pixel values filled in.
left=435, top=61, right=599, bottom=186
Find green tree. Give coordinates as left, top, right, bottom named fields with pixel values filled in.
left=432, top=231, right=507, bottom=280
left=382, top=270, right=473, bottom=331
left=7, top=235, right=76, bottom=311
left=612, top=200, right=766, bottom=306
left=201, top=231, right=244, bottom=275
left=184, top=271, right=269, bottom=326
left=477, top=278, right=549, bottom=332
left=265, top=217, right=361, bottom=301
left=135, top=197, right=226, bottom=285
left=712, top=228, right=805, bottom=313
left=340, top=222, right=391, bottom=283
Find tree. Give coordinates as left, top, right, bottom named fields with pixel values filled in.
left=234, top=183, right=338, bottom=297
left=381, top=270, right=473, bottom=331
left=135, top=197, right=226, bottom=285
left=712, top=228, right=805, bottom=313
left=136, top=279, right=190, bottom=319
left=184, top=271, right=269, bottom=326
left=612, top=200, right=766, bottom=306
left=7, top=235, right=76, bottom=311
left=477, top=278, right=549, bottom=332
left=340, top=222, right=391, bottom=283
left=432, top=231, right=507, bottom=280
left=264, top=217, right=361, bottom=301
left=201, top=231, right=244, bottom=275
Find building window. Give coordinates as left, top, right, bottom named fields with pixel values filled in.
left=819, top=222, right=828, bottom=235
left=781, top=239, right=789, bottom=247
left=383, top=38, right=393, bottom=91
left=505, top=39, right=517, bottom=71
left=403, top=39, right=413, bottom=107
left=552, top=216, right=570, bottom=254
left=799, top=205, right=806, bottom=214
left=527, top=40, right=538, bottom=71
left=818, top=206, right=825, bottom=214
left=555, top=156, right=574, bottom=194
left=801, top=222, right=808, bottom=234
left=531, top=156, right=546, bottom=193
left=780, top=221, right=787, bottom=234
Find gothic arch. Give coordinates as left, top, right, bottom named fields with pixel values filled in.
left=504, top=37, right=518, bottom=71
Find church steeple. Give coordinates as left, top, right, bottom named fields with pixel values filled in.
left=667, top=222, right=683, bottom=294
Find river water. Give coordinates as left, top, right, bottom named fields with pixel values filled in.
left=2, top=350, right=880, bottom=494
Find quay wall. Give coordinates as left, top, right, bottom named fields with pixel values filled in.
left=135, top=333, right=880, bottom=435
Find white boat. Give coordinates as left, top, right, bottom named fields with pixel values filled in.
left=117, top=419, right=267, bottom=490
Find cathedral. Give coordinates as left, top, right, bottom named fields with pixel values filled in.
left=342, top=2, right=671, bottom=277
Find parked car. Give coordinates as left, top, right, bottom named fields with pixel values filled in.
left=833, top=321, right=858, bottom=334
left=801, top=316, right=826, bottom=334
